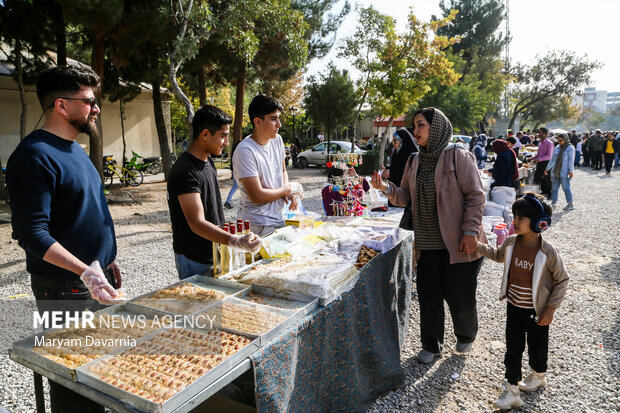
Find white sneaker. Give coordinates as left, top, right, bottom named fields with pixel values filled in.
left=518, top=370, right=547, bottom=392
left=493, top=381, right=523, bottom=410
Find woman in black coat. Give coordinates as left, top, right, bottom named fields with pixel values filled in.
left=489, top=139, right=519, bottom=189
left=382, top=128, right=418, bottom=187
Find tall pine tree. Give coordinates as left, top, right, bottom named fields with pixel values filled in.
left=422, top=0, right=509, bottom=131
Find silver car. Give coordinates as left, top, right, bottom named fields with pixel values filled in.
left=296, top=141, right=366, bottom=168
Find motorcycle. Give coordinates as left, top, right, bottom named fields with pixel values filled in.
left=126, top=151, right=163, bottom=175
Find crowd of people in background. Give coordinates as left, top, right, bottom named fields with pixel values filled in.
left=411, top=125, right=620, bottom=212
left=493, top=127, right=620, bottom=175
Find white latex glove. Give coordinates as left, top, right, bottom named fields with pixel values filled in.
left=288, top=182, right=304, bottom=198
left=229, top=232, right=262, bottom=254
left=80, top=261, right=124, bottom=305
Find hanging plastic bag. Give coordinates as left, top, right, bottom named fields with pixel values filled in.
left=282, top=196, right=318, bottom=219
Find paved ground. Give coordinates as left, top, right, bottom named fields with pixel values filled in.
left=0, top=164, right=618, bottom=412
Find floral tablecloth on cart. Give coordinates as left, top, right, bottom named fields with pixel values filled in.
left=251, top=234, right=413, bottom=412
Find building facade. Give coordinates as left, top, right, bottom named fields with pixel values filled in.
left=583, top=87, right=620, bottom=112
left=0, top=66, right=171, bottom=166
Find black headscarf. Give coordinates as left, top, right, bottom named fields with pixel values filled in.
left=389, top=129, right=417, bottom=187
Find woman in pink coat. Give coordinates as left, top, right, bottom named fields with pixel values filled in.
left=371, top=107, right=486, bottom=364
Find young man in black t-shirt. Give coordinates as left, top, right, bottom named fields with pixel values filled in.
left=167, top=105, right=261, bottom=279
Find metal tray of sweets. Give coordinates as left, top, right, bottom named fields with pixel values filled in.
left=220, top=258, right=277, bottom=281
left=222, top=257, right=360, bottom=307
left=238, top=284, right=318, bottom=317
left=201, top=296, right=302, bottom=346
left=75, top=326, right=259, bottom=413
left=11, top=303, right=168, bottom=382
left=129, top=275, right=250, bottom=316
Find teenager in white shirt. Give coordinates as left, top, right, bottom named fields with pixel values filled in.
left=233, top=96, right=303, bottom=236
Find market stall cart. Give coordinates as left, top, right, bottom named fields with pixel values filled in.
left=10, top=219, right=413, bottom=413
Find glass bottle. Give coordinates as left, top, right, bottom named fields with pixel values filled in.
left=219, top=224, right=230, bottom=275
left=244, top=220, right=255, bottom=264
left=212, top=225, right=221, bottom=277
left=236, top=220, right=246, bottom=267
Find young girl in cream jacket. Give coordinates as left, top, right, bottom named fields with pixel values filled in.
left=474, top=192, right=569, bottom=410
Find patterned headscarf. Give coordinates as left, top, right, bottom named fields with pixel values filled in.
left=414, top=108, right=452, bottom=250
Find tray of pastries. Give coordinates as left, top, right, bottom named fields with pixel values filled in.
left=131, top=276, right=249, bottom=315
left=237, top=285, right=318, bottom=313
left=355, top=245, right=381, bottom=270
left=11, top=304, right=164, bottom=381
left=201, top=297, right=296, bottom=345
left=76, top=327, right=257, bottom=413
left=224, top=252, right=359, bottom=306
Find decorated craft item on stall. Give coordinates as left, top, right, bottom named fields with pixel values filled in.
left=327, top=175, right=367, bottom=216
left=327, top=152, right=363, bottom=170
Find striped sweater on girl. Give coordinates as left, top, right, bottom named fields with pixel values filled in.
left=507, top=239, right=540, bottom=309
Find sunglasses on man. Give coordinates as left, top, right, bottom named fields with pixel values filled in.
left=57, top=96, right=99, bottom=109
left=34, top=97, right=100, bottom=131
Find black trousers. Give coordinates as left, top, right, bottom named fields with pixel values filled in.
left=533, top=161, right=551, bottom=197
left=604, top=153, right=615, bottom=173
left=505, top=303, right=549, bottom=385
left=592, top=151, right=603, bottom=169
left=31, top=269, right=116, bottom=413
left=416, top=249, right=483, bottom=354
left=582, top=150, right=590, bottom=167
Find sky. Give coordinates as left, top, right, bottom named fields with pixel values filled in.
left=306, top=0, right=620, bottom=92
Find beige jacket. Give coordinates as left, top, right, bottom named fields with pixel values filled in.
left=478, top=235, right=569, bottom=315
left=387, top=143, right=487, bottom=264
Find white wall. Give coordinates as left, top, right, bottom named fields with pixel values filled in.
left=0, top=75, right=171, bottom=164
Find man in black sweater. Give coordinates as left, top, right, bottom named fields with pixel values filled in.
left=6, top=66, right=122, bottom=412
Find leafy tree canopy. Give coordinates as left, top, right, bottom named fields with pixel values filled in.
left=520, top=96, right=581, bottom=130
left=367, top=10, right=460, bottom=120
left=427, top=0, right=509, bottom=130
left=304, top=63, right=358, bottom=140
left=508, top=50, right=601, bottom=129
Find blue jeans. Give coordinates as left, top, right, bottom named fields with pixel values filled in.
left=574, top=151, right=580, bottom=167
left=615, top=153, right=620, bottom=167
left=551, top=175, right=573, bottom=204
left=226, top=179, right=238, bottom=204
left=174, top=253, right=213, bottom=280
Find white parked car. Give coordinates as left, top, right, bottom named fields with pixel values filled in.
left=452, top=135, right=473, bottom=145
left=296, top=141, right=366, bottom=168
